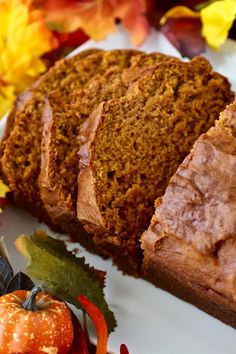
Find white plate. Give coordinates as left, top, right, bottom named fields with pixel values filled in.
left=1, top=26, right=236, bottom=354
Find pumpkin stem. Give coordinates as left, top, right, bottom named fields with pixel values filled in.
left=23, top=285, right=43, bottom=311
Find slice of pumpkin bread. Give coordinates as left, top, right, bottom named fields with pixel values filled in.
left=141, top=101, right=236, bottom=328
left=77, top=56, right=234, bottom=274
left=1, top=49, right=140, bottom=227
left=1, top=49, right=102, bottom=225
left=40, top=52, right=170, bottom=236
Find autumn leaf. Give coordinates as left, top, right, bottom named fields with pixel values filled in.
left=120, top=344, right=130, bottom=354
left=160, top=5, right=200, bottom=25
left=15, top=231, right=117, bottom=333
left=115, top=0, right=151, bottom=46
left=43, top=29, right=89, bottom=66
left=33, top=0, right=150, bottom=46
left=160, top=6, right=205, bottom=58
left=70, top=311, right=89, bottom=354
left=0, top=0, right=57, bottom=117
left=201, top=0, right=236, bottom=49
left=160, top=2, right=236, bottom=55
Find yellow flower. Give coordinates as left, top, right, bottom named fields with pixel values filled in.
left=201, top=0, right=236, bottom=50
left=0, top=0, right=55, bottom=117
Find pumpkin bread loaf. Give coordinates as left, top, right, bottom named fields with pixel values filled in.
left=142, top=101, right=236, bottom=328
left=1, top=49, right=140, bottom=228
left=77, top=57, right=234, bottom=274
left=40, top=52, right=170, bottom=236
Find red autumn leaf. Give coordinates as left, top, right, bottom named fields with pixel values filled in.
left=78, top=294, right=108, bottom=354
left=120, top=344, right=130, bottom=354
left=43, top=29, right=89, bottom=65
left=160, top=6, right=206, bottom=58
left=70, top=311, right=89, bottom=354
left=0, top=198, right=8, bottom=210
left=161, top=17, right=206, bottom=58
left=52, top=29, right=89, bottom=48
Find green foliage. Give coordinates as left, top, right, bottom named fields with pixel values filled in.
left=16, top=231, right=116, bottom=333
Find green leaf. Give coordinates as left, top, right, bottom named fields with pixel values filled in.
left=15, top=230, right=116, bottom=333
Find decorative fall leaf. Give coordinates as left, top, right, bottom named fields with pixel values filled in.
left=160, top=6, right=205, bottom=58
left=120, top=344, right=130, bottom=354
left=0, top=236, right=35, bottom=296
left=201, top=0, right=236, bottom=49
left=33, top=0, right=150, bottom=46
left=160, top=5, right=200, bottom=25
left=0, top=198, right=8, bottom=212
left=70, top=311, right=89, bottom=354
left=115, top=0, right=151, bottom=46
left=0, top=0, right=56, bottom=117
left=43, top=29, right=89, bottom=66
left=15, top=231, right=117, bottom=333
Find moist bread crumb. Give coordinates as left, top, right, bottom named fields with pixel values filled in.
left=40, top=52, right=170, bottom=234
left=77, top=56, right=234, bottom=274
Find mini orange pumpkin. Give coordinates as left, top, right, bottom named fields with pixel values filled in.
left=0, top=286, right=74, bottom=354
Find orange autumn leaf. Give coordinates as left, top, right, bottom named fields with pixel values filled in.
left=160, top=5, right=200, bottom=25
left=115, top=0, right=150, bottom=46
left=32, top=0, right=150, bottom=46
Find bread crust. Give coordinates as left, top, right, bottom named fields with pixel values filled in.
left=77, top=102, right=105, bottom=229
left=142, top=101, right=236, bottom=327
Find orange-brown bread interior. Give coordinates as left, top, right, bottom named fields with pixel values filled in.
left=77, top=57, right=234, bottom=274
left=40, top=52, right=170, bottom=229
